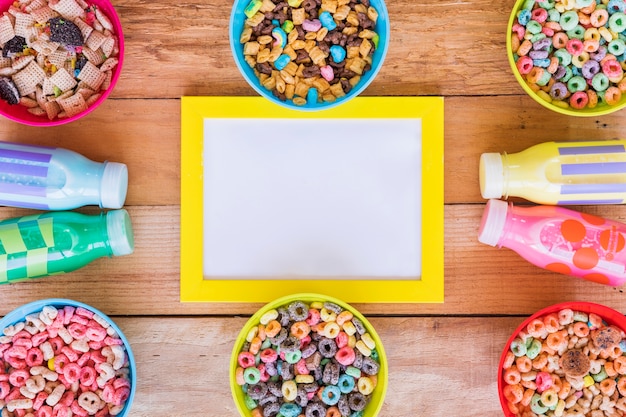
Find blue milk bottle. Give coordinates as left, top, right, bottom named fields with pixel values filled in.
left=0, top=141, right=128, bottom=210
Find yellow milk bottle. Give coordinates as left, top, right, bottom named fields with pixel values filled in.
left=480, top=140, right=626, bottom=205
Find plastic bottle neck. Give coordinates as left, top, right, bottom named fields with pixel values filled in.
left=501, top=151, right=535, bottom=200
left=480, top=152, right=510, bottom=199
left=478, top=199, right=511, bottom=247
left=47, top=210, right=133, bottom=258
left=48, top=149, right=128, bottom=210
left=52, top=211, right=113, bottom=257
left=100, top=162, right=128, bottom=209
left=106, top=210, right=134, bottom=256
left=479, top=199, right=540, bottom=251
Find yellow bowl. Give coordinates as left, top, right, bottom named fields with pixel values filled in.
left=230, top=293, right=388, bottom=417
left=507, top=0, right=626, bottom=116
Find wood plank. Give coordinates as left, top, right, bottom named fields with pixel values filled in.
left=0, top=99, right=180, bottom=207
left=443, top=204, right=626, bottom=316
left=443, top=96, right=626, bottom=204
left=112, top=0, right=519, bottom=98
left=2, top=204, right=626, bottom=317
left=2, top=0, right=626, bottom=415
left=0, top=95, right=622, bottom=208
left=113, top=316, right=517, bottom=416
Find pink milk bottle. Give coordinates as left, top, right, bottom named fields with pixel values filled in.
left=478, top=199, right=626, bottom=286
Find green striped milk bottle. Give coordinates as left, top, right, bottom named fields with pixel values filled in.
left=0, top=209, right=133, bottom=283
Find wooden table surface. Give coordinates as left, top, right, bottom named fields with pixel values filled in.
left=2, top=0, right=626, bottom=415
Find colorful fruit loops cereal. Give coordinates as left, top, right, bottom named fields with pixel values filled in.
left=0, top=0, right=119, bottom=119
left=235, top=300, right=381, bottom=417
left=501, top=308, right=626, bottom=417
left=239, top=0, right=380, bottom=106
left=0, top=305, right=132, bottom=417
left=510, top=0, right=626, bottom=110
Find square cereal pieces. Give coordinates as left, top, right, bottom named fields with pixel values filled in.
left=0, top=0, right=119, bottom=120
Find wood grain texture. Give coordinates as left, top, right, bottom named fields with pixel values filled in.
left=0, top=95, right=622, bottom=208
left=111, top=0, right=517, bottom=98
left=1, top=204, right=626, bottom=317
left=0, top=0, right=625, bottom=415
left=120, top=316, right=515, bottom=416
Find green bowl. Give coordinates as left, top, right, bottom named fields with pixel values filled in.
left=230, top=293, right=388, bottom=417
left=507, top=0, right=626, bottom=116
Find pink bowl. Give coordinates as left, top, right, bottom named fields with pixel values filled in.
left=0, top=0, right=124, bottom=126
left=498, top=301, right=626, bottom=416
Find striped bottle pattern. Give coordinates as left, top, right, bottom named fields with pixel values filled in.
left=557, top=143, right=626, bottom=205
left=0, top=143, right=54, bottom=210
left=0, top=214, right=55, bottom=282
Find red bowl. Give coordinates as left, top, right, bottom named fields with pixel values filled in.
left=498, top=301, right=626, bottom=416
left=0, top=0, right=124, bottom=126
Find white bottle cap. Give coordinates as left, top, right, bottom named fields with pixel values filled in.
left=479, top=153, right=505, bottom=199
left=106, top=209, right=135, bottom=256
left=100, top=162, right=128, bottom=209
left=478, top=199, right=509, bottom=247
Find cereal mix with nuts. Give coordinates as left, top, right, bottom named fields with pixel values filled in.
left=239, top=0, right=380, bottom=106
left=502, top=308, right=626, bottom=417
left=0, top=305, right=132, bottom=416
left=235, top=300, right=382, bottom=417
left=0, top=0, right=119, bottom=120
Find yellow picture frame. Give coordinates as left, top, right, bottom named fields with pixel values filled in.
left=180, top=96, right=444, bottom=303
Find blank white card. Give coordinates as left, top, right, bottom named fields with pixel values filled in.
left=202, top=118, right=422, bottom=279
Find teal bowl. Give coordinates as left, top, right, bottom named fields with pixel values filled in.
left=229, top=0, right=389, bottom=111
left=0, top=299, right=136, bottom=417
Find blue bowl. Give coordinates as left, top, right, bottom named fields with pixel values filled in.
left=230, top=0, right=389, bottom=111
left=0, top=299, right=136, bottom=417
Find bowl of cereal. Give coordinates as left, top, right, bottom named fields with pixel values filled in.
left=507, top=0, right=626, bottom=116
left=229, top=0, right=389, bottom=111
left=0, top=298, right=136, bottom=416
left=230, top=293, right=388, bottom=417
left=498, top=301, right=626, bottom=417
left=0, top=0, right=124, bottom=126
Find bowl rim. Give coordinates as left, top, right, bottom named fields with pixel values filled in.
left=0, top=298, right=136, bottom=416
left=0, top=0, right=125, bottom=126
left=506, top=0, right=626, bottom=117
left=497, top=301, right=626, bottom=416
left=229, top=292, right=389, bottom=417
left=228, top=0, right=390, bottom=112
